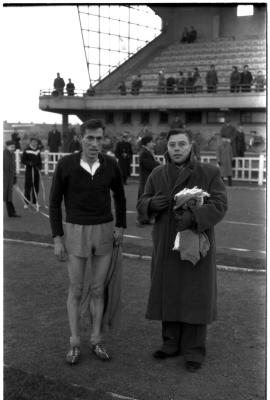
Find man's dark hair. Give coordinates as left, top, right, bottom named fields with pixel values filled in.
left=167, top=128, right=193, bottom=143
left=80, top=119, right=104, bottom=136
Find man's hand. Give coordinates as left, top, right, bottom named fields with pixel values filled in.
left=149, top=195, right=169, bottom=212
left=54, top=236, right=67, bottom=261
left=114, top=227, right=124, bottom=246
left=175, top=210, right=194, bottom=231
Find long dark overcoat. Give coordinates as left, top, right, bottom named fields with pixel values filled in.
left=137, top=157, right=227, bottom=324
left=115, top=141, right=133, bottom=179
left=138, top=148, right=160, bottom=199
left=3, top=148, right=16, bottom=202
left=216, top=141, right=233, bottom=177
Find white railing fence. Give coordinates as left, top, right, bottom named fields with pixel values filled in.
left=15, top=151, right=266, bottom=186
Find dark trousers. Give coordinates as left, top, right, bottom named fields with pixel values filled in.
left=24, top=168, right=40, bottom=204
left=5, top=201, right=16, bottom=217
left=161, top=321, right=207, bottom=363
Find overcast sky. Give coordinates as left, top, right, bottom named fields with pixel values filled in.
left=2, top=5, right=89, bottom=124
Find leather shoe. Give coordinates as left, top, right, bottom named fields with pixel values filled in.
left=153, top=350, right=180, bottom=359
left=185, top=361, right=202, bottom=372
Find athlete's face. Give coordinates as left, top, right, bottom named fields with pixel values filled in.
left=81, top=128, right=103, bottom=160
left=167, top=133, right=192, bottom=164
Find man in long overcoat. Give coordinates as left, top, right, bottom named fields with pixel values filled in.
left=137, top=135, right=160, bottom=225
left=115, top=133, right=133, bottom=185
left=137, top=128, right=227, bottom=372
left=216, top=136, right=233, bottom=186
left=48, top=125, right=62, bottom=152
left=3, top=140, right=20, bottom=217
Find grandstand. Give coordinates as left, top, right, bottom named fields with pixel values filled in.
left=39, top=4, right=266, bottom=149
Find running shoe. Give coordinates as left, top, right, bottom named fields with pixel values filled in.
left=66, top=346, right=81, bottom=365
left=92, top=343, right=111, bottom=361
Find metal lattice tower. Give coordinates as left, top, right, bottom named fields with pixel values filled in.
left=77, top=5, right=161, bottom=86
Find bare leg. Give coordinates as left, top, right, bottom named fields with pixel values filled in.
left=67, top=255, right=87, bottom=347
left=89, top=252, right=112, bottom=345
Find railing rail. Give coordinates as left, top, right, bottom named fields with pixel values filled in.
left=39, top=83, right=266, bottom=97
left=15, top=151, right=266, bottom=186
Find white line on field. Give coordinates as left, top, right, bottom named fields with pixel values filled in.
left=4, top=238, right=265, bottom=273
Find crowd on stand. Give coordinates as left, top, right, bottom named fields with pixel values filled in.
left=155, top=64, right=265, bottom=94
left=180, top=26, right=197, bottom=43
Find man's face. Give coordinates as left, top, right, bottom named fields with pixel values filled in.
left=167, top=133, right=192, bottom=164
left=30, top=140, right=38, bottom=149
left=7, top=144, right=15, bottom=153
left=81, top=128, right=103, bottom=160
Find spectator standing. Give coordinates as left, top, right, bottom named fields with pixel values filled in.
left=254, top=70, right=265, bottom=92
left=66, top=79, right=75, bottom=96
left=166, top=75, right=176, bottom=94
left=220, top=120, right=237, bottom=157
left=3, top=140, right=20, bottom=218
left=21, top=138, right=42, bottom=207
left=49, top=118, right=126, bottom=365
left=11, top=131, right=21, bottom=150
left=157, top=71, right=166, bottom=94
left=118, top=81, right=127, bottom=95
left=48, top=125, right=62, bottom=152
left=131, top=74, right=143, bottom=95
left=188, top=26, right=197, bottom=43
left=54, top=72, right=65, bottom=96
left=235, top=125, right=246, bottom=157
left=180, top=27, right=189, bottom=43
left=86, top=85, right=95, bottom=96
left=230, top=66, right=241, bottom=93
left=240, top=65, right=253, bottom=92
left=193, top=67, right=203, bottom=93
left=69, top=135, right=81, bottom=153
left=170, top=116, right=184, bottom=129
left=137, top=128, right=227, bottom=372
left=154, top=134, right=167, bottom=155
left=186, top=71, right=194, bottom=93
left=206, top=65, right=218, bottom=93
left=216, top=136, right=233, bottom=186
left=176, top=71, right=186, bottom=94
left=115, top=132, right=133, bottom=185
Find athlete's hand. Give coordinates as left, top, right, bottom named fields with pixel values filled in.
left=114, top=227, right=124, bottom=246
left=54, top=236, right=67, bottom=261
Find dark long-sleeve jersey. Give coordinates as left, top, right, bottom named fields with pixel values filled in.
left=21, top=146, right=42, bottom=170
left=49, top=152, right=127, bottom=238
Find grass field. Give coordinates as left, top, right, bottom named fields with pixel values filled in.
left=4, top=241, right=266, bottom=400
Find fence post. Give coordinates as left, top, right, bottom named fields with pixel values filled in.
left=44, top=150, right=49, bottom=176
left=258, top=154, right=264, bottom=186
left=15, top=150, right=20, bottom=174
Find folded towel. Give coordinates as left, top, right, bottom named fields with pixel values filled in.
left=173, top=230, right=210, bottom=266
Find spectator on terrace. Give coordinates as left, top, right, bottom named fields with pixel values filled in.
left=206, top=65, right=218, bottom=93
left=131, top=74, right=143, bottom=95
left=186, top=72, right=194, bottom=94
left=180, top=27, right=189, bottom=43
left=216, top=135, right=233, bottom=186
left=254, top=70, right=265, bottom=92
left=154, top=135, right=167, bottom=155
left=230, top=66, right=241, bottom=93
left=118, top=80, right=127, bottom=95
left=66, top=79, right=75, bottom=96
left=85, top=85, right=95, bottom=96
left=157, top=70, right=166, bottom=94
left=193, top=67, right=203, bottom=93
left=166, top=75, right=176, bottom=94
left=176, top=71, right=186, bottom=93
left=54, top=72, right=65, bottom=96
left=188, top=26, right=197, bottom=43
left=240, top=65, right=253, bottom=92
